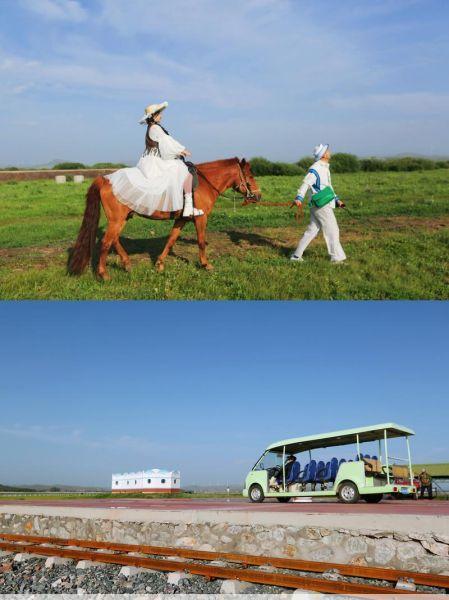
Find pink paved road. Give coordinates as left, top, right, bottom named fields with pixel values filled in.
left=1, top=498, right=448, bottom=515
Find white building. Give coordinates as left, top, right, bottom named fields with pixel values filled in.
left=111, top=468, right=181, bottom=494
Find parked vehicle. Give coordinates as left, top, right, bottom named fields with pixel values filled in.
left=243, top=423, right=417, bottom=504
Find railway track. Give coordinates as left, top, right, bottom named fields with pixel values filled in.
left=0, top=532, right=448, bottom=596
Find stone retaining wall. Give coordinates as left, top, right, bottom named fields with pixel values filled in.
left=1, top=512, right=448, bottom=574
left=0, top=169, right=115, bottom=182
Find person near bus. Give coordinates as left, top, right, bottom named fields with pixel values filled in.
left=419, top=469, right=433, bottom=499
left=277, top=455, right=300, bottom=487
left=291, top=144, right=346, bottom=263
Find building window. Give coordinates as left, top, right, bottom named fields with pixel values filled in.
left=127, top=481, right=129, bottom=485
left=115, top=481, right=118, bottom=485
left=161, top=479, right=166, bottom=484
left=174, top=479, right=177, bottom=484
left=147, top=479, right=151, bottom=484
left=135, top=480, right=137, bottom=484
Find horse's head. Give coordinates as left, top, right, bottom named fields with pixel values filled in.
left=233, top=158, right=261, bottom=205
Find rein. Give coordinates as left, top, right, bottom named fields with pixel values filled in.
left=196, top=169, right=236, bottom=202
left=196, top=165, right=303, bottom=223
left=197, top=162, right=259, bottom=203
left=260, top=201, right=304, bottom=223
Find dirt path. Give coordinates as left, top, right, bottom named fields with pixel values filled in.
left=1, top=215, right=448, bottom=271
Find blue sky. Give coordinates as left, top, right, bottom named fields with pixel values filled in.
left=0, top=301, right=447, bottom=487
left=1, top=0, right=449, bottom=166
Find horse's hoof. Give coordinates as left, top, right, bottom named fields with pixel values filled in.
left=203, top=263, right=214, bottom=271
left=156, top=261, right=165, bottom=273
left=98, top=272, right=111, bottom=282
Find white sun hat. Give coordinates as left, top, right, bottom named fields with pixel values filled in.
left=138, top=101, right=168, bottom=124
left=313, top=143, right=329, bottom=161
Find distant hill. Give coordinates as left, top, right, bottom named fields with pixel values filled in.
left=0, top=159, right=134, bottom=169
left=22, top=484, right=107, bottom=492
left=33, top=159, right=68, bottom=169
left=0, top=483, right=35, bottom=492
left=0, top=483, right=107, bottom=492
left=0, top=481, right=240, bottom=493
left=31, top=159, right=133, bottom=169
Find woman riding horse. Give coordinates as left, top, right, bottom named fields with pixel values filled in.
left=107, top=101, right=203, bottom=218
left=68, top=104, right=261, bottom=280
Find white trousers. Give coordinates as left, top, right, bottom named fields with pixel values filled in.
left=294, top=204, right=346, bottom=262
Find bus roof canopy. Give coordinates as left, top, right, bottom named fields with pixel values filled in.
left=267, top=423, right=415, bottom=454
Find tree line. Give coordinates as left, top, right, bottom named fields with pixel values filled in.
left=249, top=154, right=449, bottom=176
left=0, top=162, right=127, bottom=171
left=2, top=156, right=448, bottom=175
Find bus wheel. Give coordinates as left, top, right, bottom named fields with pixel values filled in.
left=277, top=497, right=291, bottom=503
left=362, top=494, right=383, bottom=503
left=249, top=484, right=265, bottom=503
left=338, top=481, right=360, bottom=504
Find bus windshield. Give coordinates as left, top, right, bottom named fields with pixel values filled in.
left=254, top=450, right=283, bottom=471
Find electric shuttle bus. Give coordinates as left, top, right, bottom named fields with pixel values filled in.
left=243, top=423, right=417, bottom=504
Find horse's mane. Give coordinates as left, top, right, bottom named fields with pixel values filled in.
left=196, top=157, right=239, bottom=171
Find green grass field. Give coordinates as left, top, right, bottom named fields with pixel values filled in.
left=1, top=170, right=448, bottom=299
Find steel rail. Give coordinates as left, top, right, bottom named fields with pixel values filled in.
left=0, top=532, right=448, bottom=590
left=0, top=538, right=406, bottom=596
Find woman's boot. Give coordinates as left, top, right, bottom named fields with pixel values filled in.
left=183, top=193, right=204, bottom=217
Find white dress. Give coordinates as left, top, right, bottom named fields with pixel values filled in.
left=106, top=124, right=189, bottom=215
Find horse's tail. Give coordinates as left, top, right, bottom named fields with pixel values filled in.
left=68, top=177, right=103, bottom=275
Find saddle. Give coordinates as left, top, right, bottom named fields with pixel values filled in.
left=180, top=158, right=199, bottom=190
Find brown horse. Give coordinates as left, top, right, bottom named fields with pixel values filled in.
left=68, top=158, right=261, bottom=280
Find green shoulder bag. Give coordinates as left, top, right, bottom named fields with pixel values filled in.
left=310, top=186, right=336, bottom=208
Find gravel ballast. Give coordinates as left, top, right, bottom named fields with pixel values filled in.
left=0, top=555, right=288, bottom=594
left=0, top=554, right=444, bottom=594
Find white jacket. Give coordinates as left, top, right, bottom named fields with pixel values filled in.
left=297, top=159, right=336, bottom=208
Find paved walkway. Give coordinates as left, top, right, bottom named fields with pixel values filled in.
left=0, top=497, right=447, bottom=515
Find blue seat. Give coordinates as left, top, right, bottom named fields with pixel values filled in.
left=316, top=461, right=326, bottom=482
left=330, top=457, right=339, bottom=480
left=300, top=463, right=309, bottom=483
left=323, top=458, right=339, bottom=485
left=304, top=460, right=317, bottom=485
left=286, top=461, right=301, bottom=485
left=339, top=458, right=346, bottom=466
left=365, top=454, right=371, bottom=459
left=372, top=455, right=378, bottom=460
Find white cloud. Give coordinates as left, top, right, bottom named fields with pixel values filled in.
left=2, top=0, right=449, bottom=162
left=6, top=83, right=34, bottom=95
left=0, top=423, right=160, bottom=453
left=0, top=424, right=83, bottom=445
left=0, top=2, right=380, bottom=112
left=327, top=92, right=449, bottom=116
left=20, top=0, right=87, bottom=22
left=0, top=43, right=269, bottom=110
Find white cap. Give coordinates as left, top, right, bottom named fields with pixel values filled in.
left=313, top=143, right=329, bottom=161
left=139, top=101, right=168, bottom=124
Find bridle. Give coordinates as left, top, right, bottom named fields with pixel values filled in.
left=197, top=160, right=260, bottom=204
left=234, top=162, right=261, bottom=204
left=197, top=161, right=303, bottom=222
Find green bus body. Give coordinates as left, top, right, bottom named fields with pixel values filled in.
left=243, top=423, right=417, bottom=504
